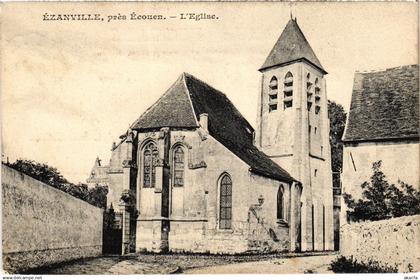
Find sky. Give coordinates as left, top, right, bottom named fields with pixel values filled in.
left=1, top=2, right=418, bottom=183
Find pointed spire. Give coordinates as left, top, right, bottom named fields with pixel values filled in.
left=259, top=18, right=326, bottom=74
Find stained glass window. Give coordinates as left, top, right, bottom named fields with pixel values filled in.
left=173, top=146, right=184, bottom=187
left=219, top=174, right=232, bottom=229
left=277, top=186, right=284, bottom=220
left=143, top=142, right=158, bottom=188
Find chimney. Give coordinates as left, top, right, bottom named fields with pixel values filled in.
left=199, top=113, right=208, bottom=132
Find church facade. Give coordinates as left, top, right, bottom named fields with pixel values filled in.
left=88, top=18, right=334, bottom=254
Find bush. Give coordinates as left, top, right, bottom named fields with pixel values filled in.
left=330, top=256, right=398, bottom=273
left=344, top=161, right=420, bottom=222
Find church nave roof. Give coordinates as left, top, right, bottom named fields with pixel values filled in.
left=131, top=73, right=295, bottom=183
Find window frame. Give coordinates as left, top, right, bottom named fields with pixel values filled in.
left=277, top=185, right=285, bottom=221
left=172, top=145, right=185, bottom=187
left=142, top=141, right=158, bottom=188
left=218, top=173, right=233, bottom=230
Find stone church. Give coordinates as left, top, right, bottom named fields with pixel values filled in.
left=88, top=18, right=334, bottom=254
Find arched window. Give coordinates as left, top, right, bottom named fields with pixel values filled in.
left=314, top=78, right=321, bottom=114
left=284, top=72, right=293, bottom=109
left=269, top=76, right=278, bottom=112
left=307, top=73, right=313, bottom=111
left=219, top=174, right=232, bottom=229
left=277, top=185, right=285, bottom=220
left=269, top=76, right=278, bottom=89
left=173, top=146, right=185, bottom=187
left=143, top=142, right=158, bottom=188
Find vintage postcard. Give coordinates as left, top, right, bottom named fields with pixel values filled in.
left=1, top=1, right=419, bottom=277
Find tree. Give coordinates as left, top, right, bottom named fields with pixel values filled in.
left=6, top=159, right=108, bottom=208
left=388, top=181, right=420, bottom=217
left=88, top=184, right=109, bottom=209
left=344, top=160, right=420, bottom=222
left=328, top=100, right=347, bottom=189
left=7, top=159, right=68, bottom=189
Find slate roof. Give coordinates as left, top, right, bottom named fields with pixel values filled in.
left=259, top=18, right=326, bottom=74
left=132, top=75, right=198, bottom=129
left=343, top=65, right=419, bottom=143
left=132, top=73, right=295, bottom=183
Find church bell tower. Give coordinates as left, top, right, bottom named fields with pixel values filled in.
left=256, top=18, right=334, bottom=251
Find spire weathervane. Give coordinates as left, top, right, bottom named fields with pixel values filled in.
left=289, top=6, right=297, bottom=21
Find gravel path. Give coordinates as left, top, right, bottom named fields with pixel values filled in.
left=26, top=252, right=338, bottom=274
left=184, top=254, right=337, bottom=274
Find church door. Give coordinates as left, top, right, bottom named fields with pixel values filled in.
left=103, top=208, right=122, bottom=255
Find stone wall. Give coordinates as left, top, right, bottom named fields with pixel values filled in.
left=340, top=215, right=420, bottom=272
left=2, top=165, right=103, bottom=273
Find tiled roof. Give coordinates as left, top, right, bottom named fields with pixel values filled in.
left=131, top=75, right=198, bottom=130
left=343, top=65, right=419, bottom=143
left=185, top=73, right=295, bottom=183
left=259, top=18, right=326, bottom=74
left=131, top=73, right=296, bottom=183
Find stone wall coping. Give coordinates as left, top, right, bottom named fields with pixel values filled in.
left=5, top=244, right=102, bottom=254
left=343, top=214, right=420, bottom=228
left=168, top=217, right=208, bottom=222
left=137, top=217, right=208, bottom=222
left=2, top=164, right=103, bottom=212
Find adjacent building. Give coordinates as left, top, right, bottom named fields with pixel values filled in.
left=342, top=64, right=419, bottom=223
